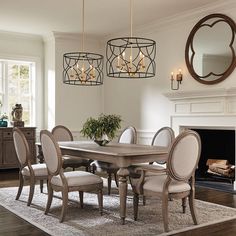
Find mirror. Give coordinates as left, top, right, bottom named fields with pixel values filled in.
left=185, top=14, right=236, bottom=84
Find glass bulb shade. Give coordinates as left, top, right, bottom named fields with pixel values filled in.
left=106, top=37, right=156, bottom=78
left=63, top=52, right=104, bottom=86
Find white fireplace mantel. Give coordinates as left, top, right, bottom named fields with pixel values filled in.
left=164, top=88, right=236, bottom=189
left=164, top=87, right=236, bottom=134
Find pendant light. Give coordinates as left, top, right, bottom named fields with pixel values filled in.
left=106, top=0, right=156, bottom=79
left=63, top=0, right=103, bottom=85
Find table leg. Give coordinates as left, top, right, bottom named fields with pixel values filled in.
left=117, top=167, right=129, bottom=225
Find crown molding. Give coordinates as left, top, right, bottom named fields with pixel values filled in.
left=104, top=0, right=236, bottom=40
left=53, top=31, right=104, bottom=43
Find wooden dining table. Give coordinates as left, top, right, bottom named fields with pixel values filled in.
left=36, top=141, right=168, bottom=224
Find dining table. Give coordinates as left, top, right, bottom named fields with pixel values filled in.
left=36, top=141, right=168, bottom=224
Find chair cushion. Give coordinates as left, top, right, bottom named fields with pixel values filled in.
left=21, top=163, right=48, bottom=177
left=143, top=175, right=191, bottom=193
left=51, top=171, right=103, bottom=187
left=129, top=163, right=166, bottom=178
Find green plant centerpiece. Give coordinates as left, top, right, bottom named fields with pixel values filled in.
left=81, top=114, right=122, bottom=146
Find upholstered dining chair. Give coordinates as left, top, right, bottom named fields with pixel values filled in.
left=92, top=126, right=137, bottom=195
left=13, top=127, right=48, bottom=206
left=40, top=130, right=103, bottom=223
left=132, top=130, right=201, bottom=232
left=52, top=125, right=92, bottom=171
left=130, top=127, right=175, bottom=175
left=129, top=127, right=175, bottom=205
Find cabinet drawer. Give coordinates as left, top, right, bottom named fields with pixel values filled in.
left=3, top=131, right=13, bottom=139
left=23, top=130, right=35, bottom=139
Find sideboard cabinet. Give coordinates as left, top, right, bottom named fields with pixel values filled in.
left=0, top=127, right=36, bottom=169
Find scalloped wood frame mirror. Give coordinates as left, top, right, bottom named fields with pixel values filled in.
left=185, top=13, right=236, bottom=85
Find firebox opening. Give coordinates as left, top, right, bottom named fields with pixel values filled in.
left=191, top=128, right=235, bottom=183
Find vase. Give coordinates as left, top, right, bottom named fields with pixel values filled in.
left=94, top=140, right=110, bottom=146
left=0, top=119, right=8, bottom=127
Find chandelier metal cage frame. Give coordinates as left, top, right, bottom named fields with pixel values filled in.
left=106, top=0, right=156, bottom=79
left=62, top=0, right=104, bottom=86
left=106, top=37, right=156, bottom=78
left=63, top=52, right=103, bottom=86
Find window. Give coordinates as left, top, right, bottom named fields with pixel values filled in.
left=0, top=59, right=35, bottom=126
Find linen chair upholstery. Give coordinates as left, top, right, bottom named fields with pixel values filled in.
left=129, top=127, right=175, bottom=178
left=92, top=126, right=137, bottom=195
left=40, top=130, right=103, bottom=223
left=52, top=125, right=92, bottom=171
left=132, top=130, right=201, bottom=232
left=13, top=127, right=48, bottom=206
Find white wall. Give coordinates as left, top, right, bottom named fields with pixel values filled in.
left=103, top=3, right=236, bottom=144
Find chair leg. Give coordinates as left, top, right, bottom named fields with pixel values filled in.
left=60, top=189, right=68, bottom=223
left=45, top=183, right=53, bottom=215
left=79, top=191, right=84, bottom=208
left=40, top=180, right=44, bottom=193
left=16, top=172, right=24, bottom=200
left=107, top=172, right=112, bottom=195
left=114, top=172, right=119, bottom=187
left=133, top=193, right=139, bottom=221
left=97, top=189, right=103, bottom=216
left=162, top=193, right=169, bottom=232
left=142, top=196, right=146, bottom=206
left=189, top=192, right=198, bottom=225
left=182, top=197, right=187, bottom=213
left=27, top=177, right=35, bottom=206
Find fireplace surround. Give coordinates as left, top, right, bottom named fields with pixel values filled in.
left=165, top=88, right=236, bottom=190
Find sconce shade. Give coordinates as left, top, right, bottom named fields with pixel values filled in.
left=63, top=52, right=103, bottom=86
left=106, top=37, right=156, bottom=78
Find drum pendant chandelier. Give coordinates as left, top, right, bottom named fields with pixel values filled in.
left=63, top=0, right=103, bottom=86
left=106, top=0, right=156, bottom=79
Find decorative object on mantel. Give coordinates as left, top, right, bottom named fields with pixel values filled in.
left=81, top=114, right=122, bottom=146
left=106, top=0, right=156, bottom=79
left=171, top=69, right=183, bottom=90
left=185, top=13, right=236, bottom=85
left=11, top=104, right=24, bottom=127
left=62, top=0, right=103, bottom=86
left=0, top=113, right=8, bottom=127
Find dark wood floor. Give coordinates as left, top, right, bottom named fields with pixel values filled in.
left=1, top=169, right=236, bottom=236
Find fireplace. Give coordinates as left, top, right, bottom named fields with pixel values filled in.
left=191, top=128, right=235, bottom=183
left=164, top=87, right=236, bottom=190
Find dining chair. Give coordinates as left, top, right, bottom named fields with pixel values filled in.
left=52, top=125, right=92, bottom=171
left=13, top=127, right=48, bottom=206
left=129, top=127, right=175, bottom=205
left=40, top=130, right=103, bottom=223
left=92, top=126, right=137, bottom=195
left=130, top=127, right=175, bottom=175
left=132, top=130, right=201, bottom=232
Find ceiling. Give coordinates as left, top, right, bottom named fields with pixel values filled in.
left=0, top=0, right=224, bottom=38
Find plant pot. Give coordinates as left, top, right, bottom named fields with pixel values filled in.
left=0, top=119, right=7, bottom=127
left=94, top=140, right=110, bottom=146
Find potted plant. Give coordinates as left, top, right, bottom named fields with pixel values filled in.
left=80, top=114, right=122, bottom=146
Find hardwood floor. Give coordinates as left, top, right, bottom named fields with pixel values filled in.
left=1, top=169, right=236, bottom=236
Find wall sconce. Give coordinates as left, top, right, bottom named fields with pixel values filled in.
left=171, top=69, right=183, bottom=90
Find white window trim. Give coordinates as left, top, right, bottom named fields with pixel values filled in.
left=0, top=53, right=43, bottom=129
